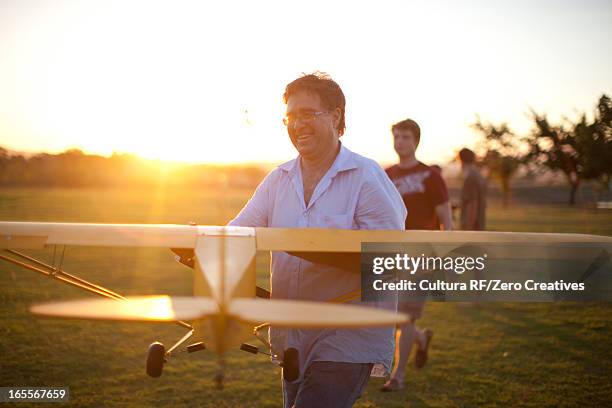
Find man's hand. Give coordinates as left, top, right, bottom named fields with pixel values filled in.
left=171, top=248, right=195, bottom=268
left=435, top=201, right=453, bottom=231
left=171, top=221, right=198, bottom=268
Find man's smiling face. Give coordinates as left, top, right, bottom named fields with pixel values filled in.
left=285, top=90, right=340, bottom=160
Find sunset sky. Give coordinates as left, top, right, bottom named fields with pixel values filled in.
left=0, top=0, right=610, bottom=165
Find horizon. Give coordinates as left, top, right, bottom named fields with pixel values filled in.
left=0, top=142, right=449, bottom=170
left=1, top=0, right=611, bottom=165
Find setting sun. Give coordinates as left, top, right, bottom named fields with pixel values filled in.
left=0, top=1, right=610, bottom=165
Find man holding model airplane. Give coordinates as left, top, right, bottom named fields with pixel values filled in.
left=229, top=72, right=406, bottom=407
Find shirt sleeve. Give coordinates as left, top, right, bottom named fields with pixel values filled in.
left=355, top=164, right=407, bottom=230
left=228, top=171, right=275, bottom=228
left=426, top=170, right=449, bottom=207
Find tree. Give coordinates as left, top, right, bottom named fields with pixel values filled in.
left=579, top=95, right=612, bottom=202
left=471, top=118, right=524, bottom=207
left=525, top=95, right=612, bottom=205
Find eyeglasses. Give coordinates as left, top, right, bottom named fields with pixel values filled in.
left=282, top=111, right=329, bottom=126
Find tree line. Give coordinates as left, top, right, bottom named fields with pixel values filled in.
left=473, top=94, right=612, bottom=205
left=0, top=149, right=268, bottom=190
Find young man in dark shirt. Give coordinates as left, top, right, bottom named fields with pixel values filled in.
left=382, top=118, right=453, bottom=392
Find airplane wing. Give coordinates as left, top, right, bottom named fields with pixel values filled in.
left=0, top=222, right=196, bottom=248
left=255, top=228, right=612, bottom=252
left=3, top=222, right=610, bottom=275
left=257, top=228, right=612, bottom=270
left=2, top=222, right=611, bottom=252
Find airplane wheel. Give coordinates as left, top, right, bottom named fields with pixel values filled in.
left=146, top=342, right=165, bottom=378
left=282, top=347, right=299, bottom=382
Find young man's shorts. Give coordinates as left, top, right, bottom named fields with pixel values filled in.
left=397, top=300, right=425, bottom=320
left=398, top=284, right=427, bottom=320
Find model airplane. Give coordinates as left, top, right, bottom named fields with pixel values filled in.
left=1, top=222, right=610, bottom=386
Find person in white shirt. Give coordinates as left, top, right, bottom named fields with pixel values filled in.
left=229, top=72, right=406, bottom=408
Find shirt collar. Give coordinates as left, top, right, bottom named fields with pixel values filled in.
left=278, top=142, right=358, bottom=175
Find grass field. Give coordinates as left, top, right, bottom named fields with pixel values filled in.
left=1, top=187, right=611, bottom=407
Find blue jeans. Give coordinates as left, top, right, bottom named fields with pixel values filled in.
left=283, top=361, right=373, bottom=408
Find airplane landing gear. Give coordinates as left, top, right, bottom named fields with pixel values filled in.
left=146, top=342, right=165, bottom=378
left=282, top=348, right=299, bottom=382
left=145, top=326, right=199, bottom=377
left=239, top=343, right=299, bottom=382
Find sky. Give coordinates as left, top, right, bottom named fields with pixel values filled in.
left=0, top=0, right=610, bottom=165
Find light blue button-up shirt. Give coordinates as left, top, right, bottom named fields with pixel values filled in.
left=229, top=143, right=406, bottom=380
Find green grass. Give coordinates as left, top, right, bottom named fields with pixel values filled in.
left=1, top=187, right=611, bottom=407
